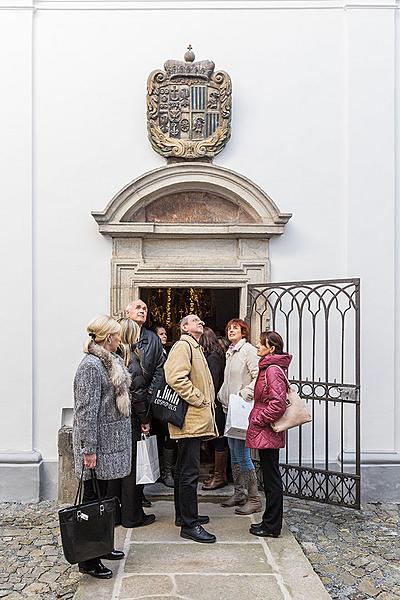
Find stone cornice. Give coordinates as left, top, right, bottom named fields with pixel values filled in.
left=92, top=162, right=292, bottom=238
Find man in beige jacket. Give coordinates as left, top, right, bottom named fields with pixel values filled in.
left=164, top=314, right=218, bottom=543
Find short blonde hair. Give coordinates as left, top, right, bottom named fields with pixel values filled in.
left=84, top=315, right=121, bottom=353
left=118, top=318, right=141, bottom=367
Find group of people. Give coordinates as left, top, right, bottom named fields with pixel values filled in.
left=72, top=300, right=292, bottom=579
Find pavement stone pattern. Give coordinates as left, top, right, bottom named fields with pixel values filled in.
left=0, top=498, right=398, bottom=599
left=72, top=500, right=330, bottom=600
left=0, top=501, right=80, bottom=599
left=284, top=498, right=400, bottom=600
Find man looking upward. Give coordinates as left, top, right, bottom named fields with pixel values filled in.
left=164, top=314, right=218, bottom=543
left=126, top=299, right=165, bottom=398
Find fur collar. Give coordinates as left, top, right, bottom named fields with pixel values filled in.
left=88, top=341, right=131, bottom=417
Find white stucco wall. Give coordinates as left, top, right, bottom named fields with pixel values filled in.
left=1, top=0, right=399, bottom=496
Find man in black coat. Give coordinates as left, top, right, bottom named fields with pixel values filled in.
left=126, top=299, right=165, bottom=395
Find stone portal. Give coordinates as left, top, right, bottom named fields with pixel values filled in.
left=92, top=162, right=291, bottom=318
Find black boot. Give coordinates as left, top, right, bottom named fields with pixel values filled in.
left=161, top=447, right=175, bottom=488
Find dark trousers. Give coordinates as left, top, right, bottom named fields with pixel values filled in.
left=111, top=420, right=145, bottom=527
left=259, top=448, right=283, bottom=536
left=78, top=478, right=115, bottom=571
left=174, top=437, right=201, bottom=528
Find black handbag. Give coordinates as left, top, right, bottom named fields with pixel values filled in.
left=150, top=373, right=188, bottom=428
left=150, top=341, right=192, bottom=428
left=58, top=469, right=116, bottom=565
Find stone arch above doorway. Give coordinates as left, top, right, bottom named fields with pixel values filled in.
left=92, top=162, right=292, bottom=318
left=122, top=190, right=260, bottom=225
left=92, top=162, right=291, bottom=236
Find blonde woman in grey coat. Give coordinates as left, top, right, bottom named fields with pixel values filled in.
left=73, top=315, right=131, bottom=580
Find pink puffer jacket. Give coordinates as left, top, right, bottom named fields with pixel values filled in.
left=246, top=352, right=292, bottom=450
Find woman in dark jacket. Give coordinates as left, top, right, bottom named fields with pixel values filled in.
left=199, top=327, right=227, bottom=490
left=116, top=318, right=156, bottom=528
left=246, top=331, right=292, bottom=538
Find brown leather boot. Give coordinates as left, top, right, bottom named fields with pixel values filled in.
left=235, top=469, right=262, bottom=515
left=220, top=464, right=247, bottom=507
left=202, top=450, right=228, bottom=490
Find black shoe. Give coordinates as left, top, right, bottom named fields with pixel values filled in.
left=249, top=524, right=280, bottom=538
left=142, top=495, right=152, bottom=508
left=129, top=513, right=156, bottom=528
left=100, top=549, right=125, bottom=560
left=175, top=515, right=209, bottom=527
left=79, top=560, right=113, bottom=579
left=180, top=524, right=216, bottom=544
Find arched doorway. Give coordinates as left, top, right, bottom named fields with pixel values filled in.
left=92, top=162, right=291, bottom=327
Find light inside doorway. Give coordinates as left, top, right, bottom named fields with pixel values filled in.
left=139, top=287, right=240, bottom=344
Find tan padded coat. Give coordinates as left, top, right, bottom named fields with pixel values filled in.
left=164, top=334, right=217, bottom=440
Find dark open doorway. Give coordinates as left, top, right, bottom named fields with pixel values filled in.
left=139, top=287, right=240, bottom=344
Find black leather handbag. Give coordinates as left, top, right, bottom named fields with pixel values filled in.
left=58, top=469, right=116, bottom=565
left=150, top=373, right=189, bottom=428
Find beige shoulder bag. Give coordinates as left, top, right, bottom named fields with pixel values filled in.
left=265, top=365, right=312, bottom=433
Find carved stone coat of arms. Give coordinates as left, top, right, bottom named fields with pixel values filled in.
left=147, top=46, right=232, bottom=159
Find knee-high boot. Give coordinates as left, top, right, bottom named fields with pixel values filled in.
left=202, top=449, right=228, bottom=490
left=220, top=463, right=247, bottom=507
left=235, top=469, right=262, bottom=515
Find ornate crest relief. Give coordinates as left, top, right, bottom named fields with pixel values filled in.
left=147, top=46, right=232, bottom=159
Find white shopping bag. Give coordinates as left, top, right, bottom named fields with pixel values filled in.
left=224, top=393, right=254, bottom=440
left=136, top=434, right=160, bottom=485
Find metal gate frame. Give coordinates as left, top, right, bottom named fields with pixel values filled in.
left=246, top=278, right=361, bottom=509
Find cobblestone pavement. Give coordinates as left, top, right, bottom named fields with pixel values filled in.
left=0, top=499, right=399, bottom=599
left=284, top=498, right=400, bottom=600
left=0, top=501, right=80, bottom=600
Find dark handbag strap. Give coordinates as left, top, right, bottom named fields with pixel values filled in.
left=73, top=466, right=102, bottom=506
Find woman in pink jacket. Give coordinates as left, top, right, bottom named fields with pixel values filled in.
left=246, top=331, right=292, bottom=538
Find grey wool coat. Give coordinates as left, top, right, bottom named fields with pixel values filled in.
left=73, top=351, right=132, bottom=481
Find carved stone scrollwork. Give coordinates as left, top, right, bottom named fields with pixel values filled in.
left=146, top=47, right=232, bottom=159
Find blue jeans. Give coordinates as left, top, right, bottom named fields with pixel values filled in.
left=227, top=437, right=254, bottom=472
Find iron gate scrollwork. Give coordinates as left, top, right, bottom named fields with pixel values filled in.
left=246, top=279, right=360, bottom=509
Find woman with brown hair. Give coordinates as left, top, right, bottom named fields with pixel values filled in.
left=218, top=318, right=261, bottom=515
left=199, top=326, right=227, bottom=490
left=246, top=331, right=292, bottom=537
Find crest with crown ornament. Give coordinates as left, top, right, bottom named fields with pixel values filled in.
left=146, top=46, right=232, bottom=160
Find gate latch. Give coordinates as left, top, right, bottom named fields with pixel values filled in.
left=338, top=387, right=358, bottom=402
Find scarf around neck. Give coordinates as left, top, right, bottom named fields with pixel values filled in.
left=87, top=340, right=131, bottom=417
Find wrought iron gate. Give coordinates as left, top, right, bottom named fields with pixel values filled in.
left=246, top=279, right=360, bottom=509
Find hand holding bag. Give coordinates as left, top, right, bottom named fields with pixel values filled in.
left=224, top=393, right=254, bottom=440
left=58, top=469, right=116, bottom=565
left=136, top=434, right=160, bottom=484
left=266, top=365, right=312, bottom=433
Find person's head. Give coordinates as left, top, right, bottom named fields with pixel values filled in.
left=180, top=314, right=204, bottom=341
left=84, top=315, right=121, bottom=353
left=200, top=326, right=224, bottom=356
left=119, top=318, right=141, bottom=346
left=155, top=325, right=167, bottom=345
left=126, top=299, right=148, bottom=326
left=257, top=331, right=284, bottom=357
left=118, top=318, right=141, bottom=367
left=225, top=318, right=251, bottom=345
left=217, top=335, right=230, bottom=354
